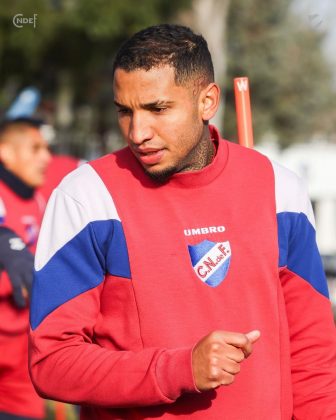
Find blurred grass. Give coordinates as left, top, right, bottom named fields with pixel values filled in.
left=46, top=401, right=79, bottom=420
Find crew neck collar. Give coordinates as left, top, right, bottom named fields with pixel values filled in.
left=0, top=162, right=35, bottom=199
left=165, top=125, right=229, bottom=188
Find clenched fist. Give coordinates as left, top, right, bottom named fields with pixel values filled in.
left=192, top=330, right=260, bottom=391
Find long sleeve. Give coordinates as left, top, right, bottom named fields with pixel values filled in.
left=29, top=164, right=196, bottom=407
left=274, top=161, right=336, bottom=419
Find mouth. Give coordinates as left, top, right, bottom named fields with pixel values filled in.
left=136, top=148, right=165, bottom=166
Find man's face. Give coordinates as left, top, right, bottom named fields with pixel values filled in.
left=113, top=65, right=210, bottom=180
left=0, top=127, right=51, bottom=187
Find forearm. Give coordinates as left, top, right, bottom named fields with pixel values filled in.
left=29, top=290, right=196, bottom=407
left=281, top=268, right=336, bottom=418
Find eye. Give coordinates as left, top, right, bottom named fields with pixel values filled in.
left=117, top=108, right=132, bottom=116
left=152, top=107, right=167, bottom=114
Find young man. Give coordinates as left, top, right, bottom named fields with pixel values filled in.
left=29, top=24, right=336, bottom=419
left=0, top=118, right=51, bottom=419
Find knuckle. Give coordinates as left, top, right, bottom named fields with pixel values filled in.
left=209, top=342, right=220, bottom=353
left=210, top=356, right=219, bottom=366
left=223, top=373, right=235, bottom=385
left=210, top=330, right=222, bottom=341
left=209, top=366, right=220, bottom=380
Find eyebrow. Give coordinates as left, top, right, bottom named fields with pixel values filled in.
left=113, top=100, right=174, bottom=110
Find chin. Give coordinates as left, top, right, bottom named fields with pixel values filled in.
left=31, top=178, right=44, bottom=188
left=144, top=165, right=178, bottom=183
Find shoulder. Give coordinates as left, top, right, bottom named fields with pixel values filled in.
left=270, top=159, right=314, bottom=225
left=52, top=159, right=120, bottom=221
left=227, top=140, right=271, bottom=163
left=224, top=140, right=274, bottom=182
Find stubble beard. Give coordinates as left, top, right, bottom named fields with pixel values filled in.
left=144, top=165, right=179, bottom=183
left=144, top=129, right=215, bottom=184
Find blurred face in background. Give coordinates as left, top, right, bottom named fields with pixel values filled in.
left=0, top=125, right=51, bottom=187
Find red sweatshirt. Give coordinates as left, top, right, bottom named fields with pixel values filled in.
left=0, top=168, right=45, bottom=418
left=30, top=126, right=336, bottom=419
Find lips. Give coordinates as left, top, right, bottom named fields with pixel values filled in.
left=137, top=148, right=165, bottom=166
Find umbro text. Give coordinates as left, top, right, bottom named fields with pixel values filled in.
left=184, top=226, right=225, bottom=236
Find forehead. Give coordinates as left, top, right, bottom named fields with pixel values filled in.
left=113, top=66, right=192, bottom=103
left=2, top=126, right=46, bottom=147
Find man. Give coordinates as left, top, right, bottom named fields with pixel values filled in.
left=29, top=24, right=336, bottom=419
left=0, top=118, right=51, bottom=419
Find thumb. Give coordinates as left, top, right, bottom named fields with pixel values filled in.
left=245, top=330, right=261, bottom=343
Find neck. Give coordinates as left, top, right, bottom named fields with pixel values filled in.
left=0, top=162, right=35, bottom=199
left=181, top=129, right=216, bottom=173
left=192, top=134, right=215, bottom=171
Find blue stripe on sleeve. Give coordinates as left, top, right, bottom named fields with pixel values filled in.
left=30, top=219, right=131, bottom=330
left=277, top=212, right=329, bottom=298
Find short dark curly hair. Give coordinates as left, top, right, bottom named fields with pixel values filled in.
left=113, top=24, right=214, bottom=87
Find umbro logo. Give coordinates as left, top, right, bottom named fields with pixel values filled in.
left=184, top=226, right=225, bottom=236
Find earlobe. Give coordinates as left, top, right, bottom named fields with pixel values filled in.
left=200, top=83, right=220, bottom=122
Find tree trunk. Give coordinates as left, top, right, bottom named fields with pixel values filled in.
left=178, top=0, right=231, bottom=132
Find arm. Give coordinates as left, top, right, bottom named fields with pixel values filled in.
left=0, top=226, right=34, bottom=307
left=29, top=169, right=197, bottom=407
left=277, top=170, right=336, bottom=419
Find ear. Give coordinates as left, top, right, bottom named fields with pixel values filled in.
left=0, top=142, right=15, bottom=167
left=199, top=83, right=220, bottom=121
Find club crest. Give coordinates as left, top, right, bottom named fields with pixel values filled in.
left=188, top=239, right=231, bottom=287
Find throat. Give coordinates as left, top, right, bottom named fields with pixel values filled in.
left=185, top=137, right=216, bottom=172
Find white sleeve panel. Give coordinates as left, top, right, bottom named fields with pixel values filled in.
left=271, top=160, right=315, bottom=228
left=35, top=163, right=120, bottom=270
left=0, top=197, right=6, bottom=220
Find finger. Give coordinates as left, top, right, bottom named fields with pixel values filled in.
left=241, top=330, right=261, bottom=358
left=246, top=330, right=261, bottom=343
left=219, top=371, right=235, bottom=386
left=215, top=331, right=251, bottom=349
left=12, top=285, right=27, bottom=308
left=221, top=358, right=241, bottom=375
left=22, top=285, right=29, bottom=299
left=208, top=365, right=236, bottom=388
left=225, top=346, right=245, bottom=363
left=23, top=272, right=33, bottom=295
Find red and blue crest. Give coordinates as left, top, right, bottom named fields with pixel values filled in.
left=188, top=239, right=231, bottom=287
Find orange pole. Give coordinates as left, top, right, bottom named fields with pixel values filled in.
left=55, top=402, right=66, bottom=420
left=233, top=77, right=254, bottom=149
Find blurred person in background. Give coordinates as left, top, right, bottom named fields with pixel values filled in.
left=29, top=24, right=336, bottom=419
left=38, top=154, right=83, bottom=202
left=4, top=86, right=82, bottom=203
left=0, top=118, right=51, bottom=419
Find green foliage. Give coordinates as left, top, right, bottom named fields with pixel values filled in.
left=0, top=0, right=191, bottom=107
left=223, top=0, right=334, bottom=146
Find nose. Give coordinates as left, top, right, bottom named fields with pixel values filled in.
left=128, top=112, right=154, bottom=145
left=41, top=146, right=52, bottom=166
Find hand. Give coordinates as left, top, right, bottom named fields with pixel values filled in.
left=192, top=330, right=260, bottom=391
left=0, top=228, right=34, bottom=308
